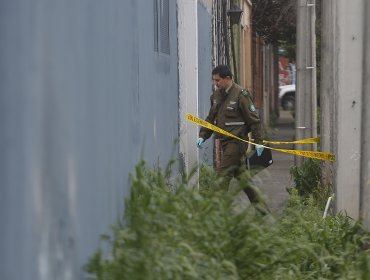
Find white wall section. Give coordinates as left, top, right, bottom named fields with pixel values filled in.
left=178, top=0, right=199, bottom=174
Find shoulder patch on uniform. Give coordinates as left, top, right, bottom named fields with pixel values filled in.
left=241, top=89, right=249, bottom=97
left=249, top=104, right=256, bottom=112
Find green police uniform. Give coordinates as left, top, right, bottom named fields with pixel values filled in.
left=199, top=82, right=263, bottom=178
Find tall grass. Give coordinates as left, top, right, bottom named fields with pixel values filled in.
left=85, top=160, right=370, bottom=280
left=290, top=159, right=333, bottom=209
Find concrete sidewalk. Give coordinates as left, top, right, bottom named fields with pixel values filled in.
left=236, top=110, right=296, bottom=213
left=256, top=110, right=296, bottom=212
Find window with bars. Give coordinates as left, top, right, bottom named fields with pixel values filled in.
left=154, top=0, right=170, bottom=55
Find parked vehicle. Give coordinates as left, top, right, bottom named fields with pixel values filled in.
left=279, top=84, right=295, bottom=111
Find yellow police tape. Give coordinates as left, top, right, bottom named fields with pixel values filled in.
left=263, top=137, right=320, bottom=145
left=186, top=113, right=335, bottom=162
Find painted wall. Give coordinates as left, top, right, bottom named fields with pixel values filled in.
left=240, top=0, right=253, bottom=91
left=197, top=1, right=213, bottom=166
left=0, top=1, right=178, bottom=279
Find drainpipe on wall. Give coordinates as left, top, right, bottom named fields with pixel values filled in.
left=178, top=0, right=199, bottom=181
left=262, top=44, right=269, bottom=127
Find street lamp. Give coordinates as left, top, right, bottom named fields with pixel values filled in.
left=227, top=4, right=243, bottom=26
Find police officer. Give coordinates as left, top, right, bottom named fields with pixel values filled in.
left=196, top=65, right=264, bottom=202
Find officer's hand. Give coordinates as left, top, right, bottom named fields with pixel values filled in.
left=196, top=138, right=205, bottom=148
left=256, top=145, right=264, bottom=157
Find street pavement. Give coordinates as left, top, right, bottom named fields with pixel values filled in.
left=235, top=110, right=296, bottom=213
left=256, top=110, right=295, bottom=212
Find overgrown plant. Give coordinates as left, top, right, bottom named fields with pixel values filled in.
left=85, top=160, right=370, bottom=280
left=290, top=159, right=321, bottom=197
left=290, top=158, right=333, bottom=209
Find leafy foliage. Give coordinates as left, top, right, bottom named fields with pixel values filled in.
left=290, top=158, right=333, bottom=209
left=290, top=159, right=321, bottom=198
left=85, top=160, right=370, bottom=280
left=252, top=0, right=296, bottom=46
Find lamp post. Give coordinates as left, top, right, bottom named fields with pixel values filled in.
left=227, top=4, right=243, bottom=26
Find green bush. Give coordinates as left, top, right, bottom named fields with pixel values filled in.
left=290, top=159, right=333, bottom=209
left=290, top=159, right=321, bottom=197
left=85, top=160, right=370, bottom=280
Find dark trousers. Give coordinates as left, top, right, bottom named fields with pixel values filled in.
left=217, top=139, right=259, bottom=203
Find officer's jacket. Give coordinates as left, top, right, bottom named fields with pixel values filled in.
left=199, top=83, right=262, bottom=143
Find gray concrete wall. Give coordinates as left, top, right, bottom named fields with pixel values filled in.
left=321, top=0, right=366, bottom=219
left=320, top=0, right=336, bottom=185
left=333, top=0, right=364, bottom=218
left=197, top=1, right=213, bottom=165
left=0, top=1, right=178, bottom=279
left=360, top=0, right=370, bottom=225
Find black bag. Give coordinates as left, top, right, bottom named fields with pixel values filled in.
left=246, top=147, right=273, bottom=171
